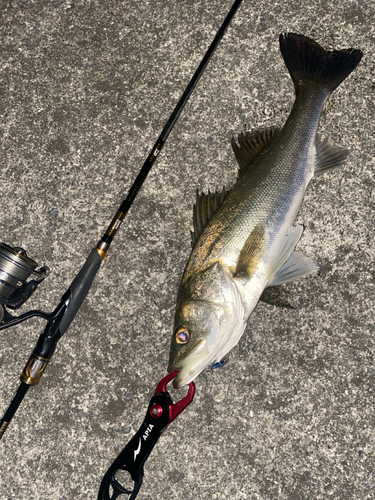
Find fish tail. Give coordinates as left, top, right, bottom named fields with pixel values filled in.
left=279, top=33, right=362, bottom=92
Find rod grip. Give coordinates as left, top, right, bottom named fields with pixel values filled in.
left=58, top=247, right=102, bottom=336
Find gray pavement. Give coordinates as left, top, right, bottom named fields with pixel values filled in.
left=0, top=1, right=374, bottom=499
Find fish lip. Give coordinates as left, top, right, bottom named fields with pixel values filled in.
left=172, top=371, right=194, bottom=389
left=169, top=339, right=210, bottom=388
left=172, top=365, right=203, bottom=388
left=169, top=339, right=204, bottom=365
left=167, top=357, right=183, bottom=374
left=166, top=363, right=186, bottom=387
left=168, top=339, right=206, bottom=373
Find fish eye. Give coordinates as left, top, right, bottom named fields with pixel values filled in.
left=175, top=327, right=190, bottom=344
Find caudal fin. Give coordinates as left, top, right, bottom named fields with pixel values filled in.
left=279, top=33, right=362, bottom=92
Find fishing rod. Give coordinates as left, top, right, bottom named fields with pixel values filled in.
left=0, top=0, right=243, bottom=445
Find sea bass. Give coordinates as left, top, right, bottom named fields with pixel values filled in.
left=168, top=33, right=362, bottom=388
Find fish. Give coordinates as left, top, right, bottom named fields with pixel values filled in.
left=168, top=33, right=362, bottom=388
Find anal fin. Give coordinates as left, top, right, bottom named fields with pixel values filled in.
left=315, top=137, right=349, bottom=176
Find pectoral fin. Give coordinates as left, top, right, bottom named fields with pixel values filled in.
left=234, top=222, right=267, bottom=278
left=267, top=251, right=318, bottom=287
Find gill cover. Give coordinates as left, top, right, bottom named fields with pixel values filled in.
left=168, top=262, right=245, bottom=387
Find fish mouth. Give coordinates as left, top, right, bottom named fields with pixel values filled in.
left=168, top=339, right=211, bottom=388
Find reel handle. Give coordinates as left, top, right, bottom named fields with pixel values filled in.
left=20, top=247, right=103, bottom=385
left=0, top=246, right=103, bottom=438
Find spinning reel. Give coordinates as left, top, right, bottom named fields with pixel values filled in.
left=0, top=242, right=49, bottom=325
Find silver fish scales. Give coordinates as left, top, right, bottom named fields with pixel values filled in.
left=168, top=33, right=362, bottom=388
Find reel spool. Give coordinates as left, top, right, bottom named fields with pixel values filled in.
left=0, top=243, right=49, bottom=317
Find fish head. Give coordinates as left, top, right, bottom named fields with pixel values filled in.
left=168, top=262, right=245, bottom=388
left=168, top=299, right=225, bottom=387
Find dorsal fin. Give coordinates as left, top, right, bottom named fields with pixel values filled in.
left=191, top=188, right=230, bottom=247
left=231, top=127, right=279, bottom=176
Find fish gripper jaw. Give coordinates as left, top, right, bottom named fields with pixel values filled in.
left=97, top=371, right=195, bottom=500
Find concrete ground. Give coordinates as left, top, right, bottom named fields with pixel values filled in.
left=0, top=1, right=374, bottom=499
